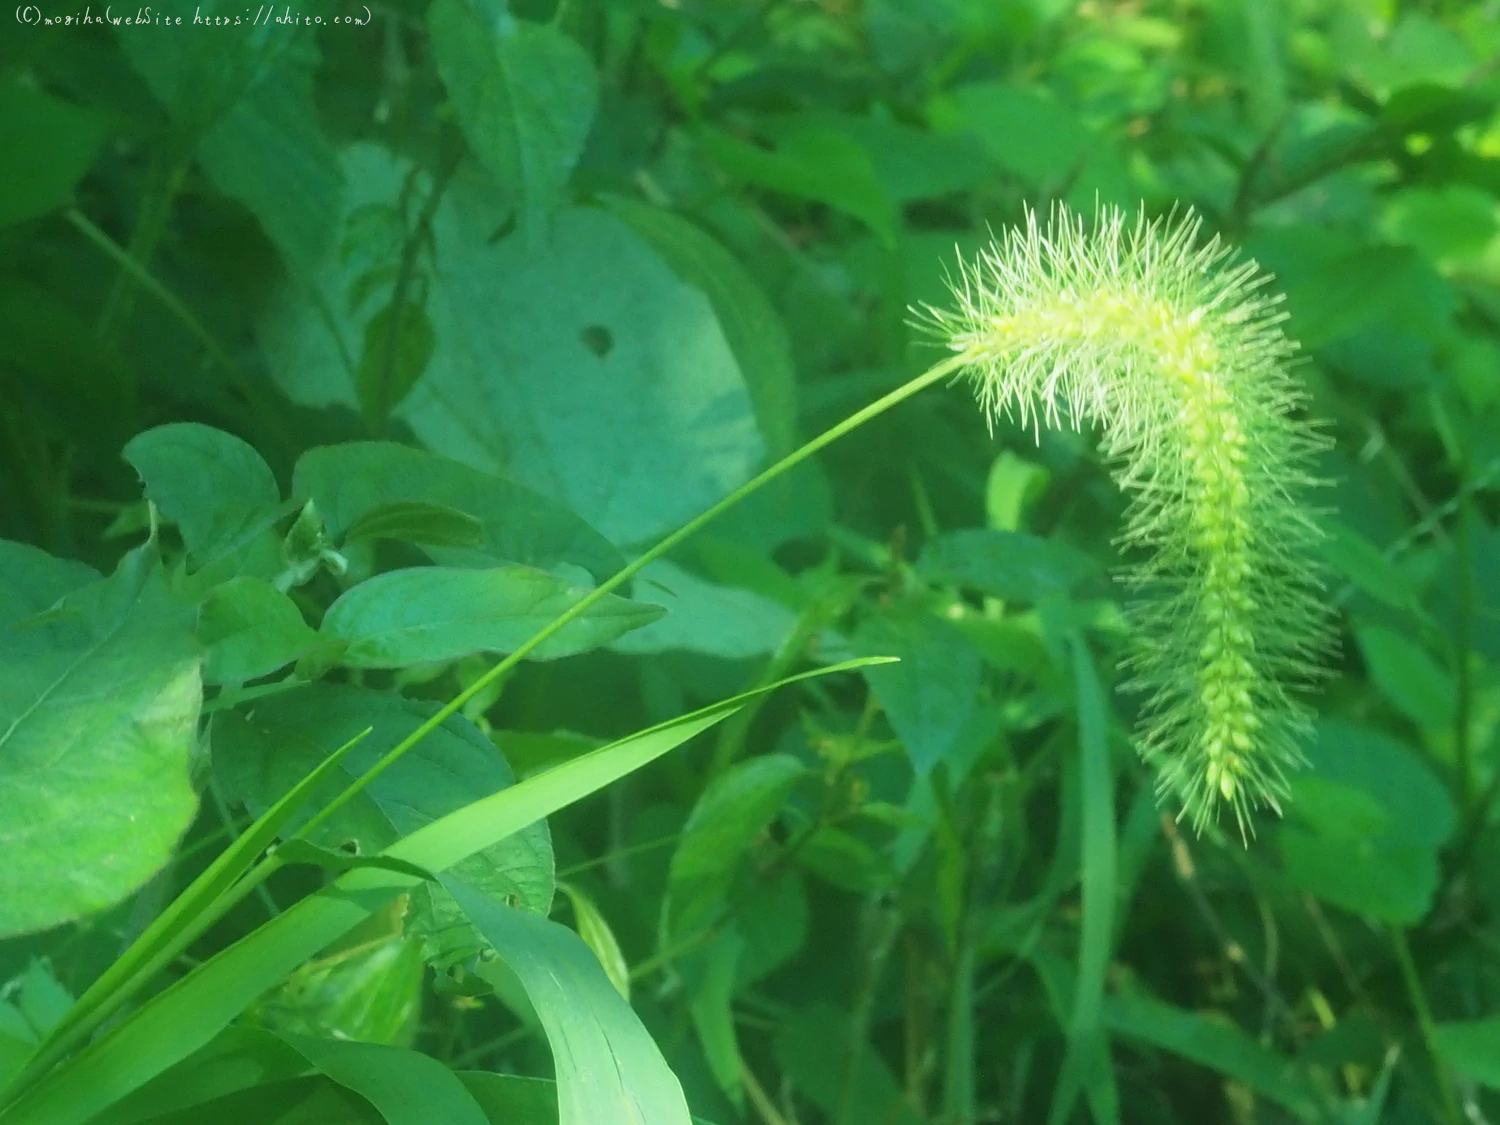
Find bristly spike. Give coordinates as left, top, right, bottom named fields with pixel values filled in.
left=925, top=203, right=1333, bottom=836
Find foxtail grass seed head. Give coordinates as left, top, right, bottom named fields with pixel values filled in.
left=927, top=204, right=1332, bottom=836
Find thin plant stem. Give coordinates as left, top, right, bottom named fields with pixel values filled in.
left=68, top=209, right=240, bottom=376
left=297, top=351, right=975, bottom=842
left=65, top=208, right=288, bottom=460
left=1453, top=497, right=1474, bottom=808
left=209, top=781, right=279, bottom=918
left=1391, top=928, right=1462, bottom=1125
left=742, top=1059, right=795, bottom=1125
left=555, top=832, right=681, bottom=878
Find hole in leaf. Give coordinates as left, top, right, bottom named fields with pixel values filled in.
left=580, top=324, right=613, bottom=358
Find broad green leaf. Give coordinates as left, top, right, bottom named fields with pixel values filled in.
left=1246, top=228, right=1453, bottom=349
left=320, top=566, right=665, bottom=667
left=1279, top=720, right=1456, bottom=923
left=1297, top=720, right=1455, bottom=848
left=1103, top=993, right=1327, bottom=1122
left=1318, top=521, right=1422, bottom=615
left=557, top=883, right=631, bottom=1000
left=0, top=540, right=98, bottom=628
left=428, top=1, right=598, bottom=243
left=213, top=684, right=555, bottom=963
left=787, top=111, right=993, bottom=204
left=794, top=825, right=893, bottom=894
left=355, top=299, right=436, bottom=431
left=342, top=501, right=483, bottom=552
left=18, top=727, right=378, bottom=1095
left=0, top=80, right=105, bottom=227
left=1278, top=829, right=1438, bottom=926
left=0, top=544, right=201, bottom=938
left=1380, top=185, right=1498, bottom=266
left=261, top=144, right=764, bottom=546
left=663, top=754, right=807, bottom=942
left=118, top=12, right=342, bottom=279
left=244, top=936, right=424, bottom=1047
left=732, top=876, right=804, bottom=990
left=856, top=609, right=981, bottom=775
left=600, top=196, right=797, bottom=458
left=936, top=83, right=1093, bottom=186
left=917, top=528, right=1098, bottom=603
left=198, top=577, right=320, bottom=684
left=1355, top=623, right=1456, bottom=729
left=773, top=1003, right=923, bottom=1125
left=6, top=965, right=72, bottom=1042
left=278, top=1034, right=489, bottom=1125
left=1432, top=1017, right=1500, bottom=1090
left=696, top=124, right=899, bottom=247
left=613, top=560, right=796, bottom=659
left=293, top=442, right=621, bottom=581
left=452, top=880, right=692, bottom=1125
left=458, top=1073, right=558, bottom=1123
left=0, top=660, right=882, bottom=1125
left=123, top=424, right=281, bottom=564
left=986, top=451, right=1051, bottom=533
left=685, top=933, right=745, bottom=1108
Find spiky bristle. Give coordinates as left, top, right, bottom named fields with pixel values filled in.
left=927, top=204, right=1332, bottom=836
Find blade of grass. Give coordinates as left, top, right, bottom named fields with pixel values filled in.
left=3, top=726, right=374, bottom=1100
left=1047, top=633, right=1118, bottom=1125
left=0, top=659, right=888, bottom=1125
left=298, top=353, right=973, bottom=841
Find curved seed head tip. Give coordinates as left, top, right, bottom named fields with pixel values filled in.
left=925, top=202, right=1333, bottom=838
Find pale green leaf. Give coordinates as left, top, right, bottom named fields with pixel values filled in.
left=454, top=881, right=692, bottom=1125
left=213, top=683, right=555, bottom=964
left=341, top=500, right=483, bottom=552
left=355, top=299, right=436, bottom=430
left=1355, top=623, right=1456, bottom=729
left=696, top=124, right=898, bottom=247
left=245, top=937, right=424, bottom=1047
left=293, top=441, right=621, bottom=581
left=856, top=609, right=981, bottom=775
left=0, top=545, right=201, bottom=938
left=0, top=660, right=882, bottom=1125
left=938, top=83, right=1093, bottom=186
left=613, top=560, right=796, bottom=659
left=279, top=1034, right=489, bottom=1125
left=0, top=80, right=104, bottom=227
left=1433, top=1017, right=1500, bottom=1090
left=428, top=2, right=597, bottom=243
left=664, top=754, right=806, bottom=942
left=918, top=528, right=1098, bottom=603
left=261, top=144, right=764, bottom=547
left=600, top=196, right=797, bottom=458
left=123, top=424, right=281, bottom=564
left=0, top=540, right=98, bottom=628
left=198, top=577, right=320, bottom=684
left=557, top=883, right=631, bottom=1001
left=117, top=15, right=341, bottom=279
left=320, top=566, right=665, bottom=667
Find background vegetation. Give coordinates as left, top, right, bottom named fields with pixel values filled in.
left=2, top=0, right=1499, bottom=1123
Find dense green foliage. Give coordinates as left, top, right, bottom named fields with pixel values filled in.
left=2, top=2, right=1499, bottom=1124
